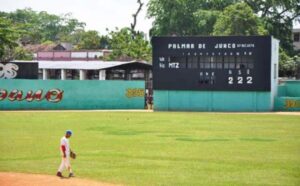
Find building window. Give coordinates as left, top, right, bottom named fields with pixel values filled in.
left=294, top=33, right=300, bottom=42
left=107, top=69, right=125, bottom=80
left=130, top=69, right=145, bottom=80
left=86, top=70, right=99, bottom=80
left=66, top=70, right=79, bottom=80
left=38, top=69, right=43, bottom=79
left=48, top=69, right=61, bottom=80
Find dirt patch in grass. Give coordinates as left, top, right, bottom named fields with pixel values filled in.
left=0, top=172, right=121, bottom=186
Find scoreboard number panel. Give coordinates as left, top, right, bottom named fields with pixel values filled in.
left=152, top=36, right=271, bottom=91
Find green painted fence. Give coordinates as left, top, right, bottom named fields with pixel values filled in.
left=274, top=97, right=300, bottom=111
left=154, top=90, right=272, bottom=112
left=274, top=80, right=300, bottom=111
left=0, top=80, right=145, bottom=110
left=277, top=81, right=300, bottom=97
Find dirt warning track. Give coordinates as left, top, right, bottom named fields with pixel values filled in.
left=0, top=172, right=121, bottom=186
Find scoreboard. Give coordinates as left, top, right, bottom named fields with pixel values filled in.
left=152, top=36, right=272, bottom=91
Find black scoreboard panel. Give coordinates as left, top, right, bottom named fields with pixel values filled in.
left=152, top=36, right=271, bottom=91
left=0, top=62, right=38, bottom=79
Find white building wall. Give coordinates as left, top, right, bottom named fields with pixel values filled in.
left=71, top=52, right=88, bottom=58
left=292, top=28, right=300, bottom=50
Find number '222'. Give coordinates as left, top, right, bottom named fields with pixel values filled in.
left=228, top=77, right=252, bottom=84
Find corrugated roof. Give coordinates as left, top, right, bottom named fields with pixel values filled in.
left=37, top=61, right=151, bottom=70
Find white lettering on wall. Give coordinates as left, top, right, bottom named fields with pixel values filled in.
left=0, top=63, right=19, bottom=79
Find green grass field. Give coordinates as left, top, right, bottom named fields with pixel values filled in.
left=0, top=112, right=299, bottom=186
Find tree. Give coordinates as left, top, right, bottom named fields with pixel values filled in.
left=76, top=30, right=101, bottom=50
left=0, top=8, right=85, bottom=44
left=147, top=0, right=299, bottom=51
left=279, top=48, right=296, bottom=77
left=99, top=35, right=110, bottom=49
left=0, top=17, right=20, bottom=62
left=59, top=13, right=86, bottom=39
left=245, top=0, right=300, bottom=55
left=61, top=29, right=85, bottom=46
left=105, top=1, right=150, bottom=61
left=193, top=10, right=220, bottom=36
left=243, top=0, right=300, bottom=77
left=213, top=2, right=267, bottom=35
left=147, top=0, right=238, bottom=36
left=131, top=0, right=144, bottom=36
left=108, top=27, right=151, bottom=61
left=294, top=55, right=300, bottom=79
left=14, top=47, right=33, bottom=60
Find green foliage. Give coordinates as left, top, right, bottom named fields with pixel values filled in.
left=147, top=0, right=237, bottom=36
left=1, top=8, right=152, bottom=61
left=61, top=29, right=85, bottom=47
left=76, top=30, right=101, bottom=50
left=294, top=55, right=300, bottom=79
left=13, top=47, right=33, bottom=60
left=147, top=0, right=198, bottom=36
left=246, top=0, right=300, bottom=76
left=61, top=30, right=109, bottom=50
left=99, top=35, right=110, bottom=49
left=0, top=17, right=20, bottom=62
left=0, top=8, right=85, bottom=44
left=245, top=0, right=300, bottom=55
left=213, top=2, right=267, bottom=35
left=279, top=48, right=297, bottom=77
left=193, top=10, right=220, bottom=36
left=108, top=27, right=151, bottom=61
left=41, top=40, right=55, bottom=45
left=0, top=112, right=299, bottom=185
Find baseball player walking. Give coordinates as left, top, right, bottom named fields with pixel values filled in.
left=56, top=130, right=74, bottom=178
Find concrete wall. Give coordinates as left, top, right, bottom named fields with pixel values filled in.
left=274, top=80, right=300, bottom=111
left=154, top=91, right=271, bottom=112
left=0, top=80, right=145, bottom=110
left=274, top=97, right=300, bottom=111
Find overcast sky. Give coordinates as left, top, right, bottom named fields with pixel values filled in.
left=0, top=0, right=153, bottom=35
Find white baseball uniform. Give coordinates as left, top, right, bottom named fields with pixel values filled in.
left=58, top=136, right=73, bottom=173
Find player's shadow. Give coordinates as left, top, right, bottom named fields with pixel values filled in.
left=60, top=176, right=73, bottom=179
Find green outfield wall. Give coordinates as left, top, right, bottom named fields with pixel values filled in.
left=274, top=81, right=300, bottom=111
left=154, top=91, right=272, bottom=112
left=0, top=80, right=145, bottom=110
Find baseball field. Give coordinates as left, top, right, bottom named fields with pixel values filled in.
left=0, top=111, right=299, bottom=185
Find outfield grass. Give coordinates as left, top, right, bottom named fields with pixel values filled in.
left=0, top=112, right=299, bottom=186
